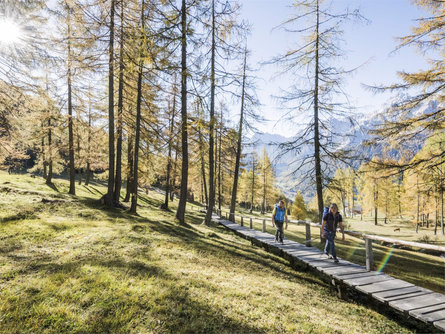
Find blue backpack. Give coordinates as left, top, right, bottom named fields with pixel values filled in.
left=274, top=204, right=286, bottom=221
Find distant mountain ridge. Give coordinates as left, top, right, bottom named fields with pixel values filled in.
left=246, top=96, right=441, bottom=200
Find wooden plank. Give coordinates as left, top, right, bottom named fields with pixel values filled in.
left=299, top=253, right=331, bottom=260
left=336, top=271, right=384, bottom=280
left=342, top=274, right=394, bottom=287
left=356, top=279, right=414, bottom=294
left=280, top=242, right=305, bottom=249
left=373, top=287, right=432, bottom=303
left=433, top=319, right=445, bottom=332
left=409, top=303, right=445, bottom=319
left=382, top=291, right=432, bottom=302
left=413, top=308, right=445, bottom=323
left=301, top=259, right=341, bottom=269
left=321, top=265, right=366, bottom=276
left=307, top=260, right=339, bottom=269
left=389, top=293, right=445, bottom=313
left=320, top=262, right=366, bottom=276
left=287, top=250, right=321, bottom=258
left=298, top=255, right=337, bottom=264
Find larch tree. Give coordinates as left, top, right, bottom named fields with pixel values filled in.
left=228, top=46, right=261, bottom=221
left=271, top=0, right=364, bottom=220
left=202, top=0, right=246, bottom=225
left=368, top=0, right=444, bottom=172
left=175, top=0, right=191, bottom=224
left=258, top=148, right=275, bottom=214
left=291, top=190, right=307, bottom=220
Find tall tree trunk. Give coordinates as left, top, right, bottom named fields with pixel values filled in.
left=77, top=109, right=81, bottom=185
left=46, top=117, right=53, bottom=185
left=163, top=95, right=176, bottom=210
left=130, top=0, right=145, bottom=214
left=200, top=174, right=204, bottom=204
left=124, top=135, right=133, bottom=202
left=262, top=164, right=266, bottom=214
left=176, top=0, right=189, bottom=224
left=398, top=184, right=402, bottom=219
left=45, top=74, right=52, bottom=185
left=351, top=177, right=355, bottom=217
left=341, top=191, right=346, bottom=217
left=217, top=112, right=222, bottom=211
left=170, top=144, right=178, bottom=201
left=85, top=89, right=92, bottom=186
left=434, top=187, right=438, bottom=235
left=441, top=152, right=444, bottom=235
left=42, top=133, right=47, bottom=178
left=198, top=128, right=208, bottom=206
left=114, top=1, right=125, bottom=204
left=214, top=115, right=218, bottom=197
left=204, top=0, right=216, bottom=225
left=106, top=0, right=116, bottom=206
left=374, top=185, right=378, bottom=225
left=67, top=7, right=75, bottom=195
left=416, top=178, right=420, bottom=232
left=250, top=156, right=255, bottom=213
left=229, top=48, right=247, bottom=221
left=314, top=0, right=323, bottom=220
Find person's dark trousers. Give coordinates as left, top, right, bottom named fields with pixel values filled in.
left=275, top=220, right=284, bottom=242
left=324, top=230, right=337, bottom=258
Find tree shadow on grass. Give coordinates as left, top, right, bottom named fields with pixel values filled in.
left=144, top=218, right=326, bottom=287
left=138, top=194, right=164, bottom=208
left=45, top=182, right=60, bottom=193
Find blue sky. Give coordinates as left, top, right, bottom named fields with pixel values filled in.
left=240, top=0, right=428, bottom=137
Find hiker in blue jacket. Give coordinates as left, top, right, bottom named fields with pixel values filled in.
left=272, top=200, right=288, bottom=244
left=321, top=203, right=344, bottom=263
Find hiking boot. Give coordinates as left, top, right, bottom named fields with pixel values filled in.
left=333, top=257, right=339, bottom=263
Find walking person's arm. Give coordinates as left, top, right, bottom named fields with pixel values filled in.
left=321, top=220, right=326, bottom=238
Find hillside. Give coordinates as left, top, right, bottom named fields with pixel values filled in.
left=0, top=172, right=415, bottom=333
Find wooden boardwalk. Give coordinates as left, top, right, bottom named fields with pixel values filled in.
left=214, top=215, right=445, bottom=333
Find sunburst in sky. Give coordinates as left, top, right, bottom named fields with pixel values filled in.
left=0, top=18, right=22, bottom=45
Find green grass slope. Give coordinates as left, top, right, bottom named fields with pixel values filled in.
left=0, top=173, right=415, bottom=333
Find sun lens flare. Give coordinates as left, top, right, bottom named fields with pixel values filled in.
left=377, top=246, right=395, bottom=272
left=0, top=18, right=22, bottom=45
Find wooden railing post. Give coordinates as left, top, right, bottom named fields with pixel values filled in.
left=305, top=223, right=311, bottom=247
left=225, top=212, right=228, bottom=220
left=365, top=238, right=374, bottom=271
left=262, top=219, right=266, bottom=232
left=250, top=218, right=253, bottom=229
left=241, top=216, right=244, bottom=226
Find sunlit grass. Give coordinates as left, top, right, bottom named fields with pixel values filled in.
left=0, top=172, right=415, bottom=333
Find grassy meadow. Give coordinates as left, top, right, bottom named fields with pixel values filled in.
left=0, top=172, right=421, bottom=333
